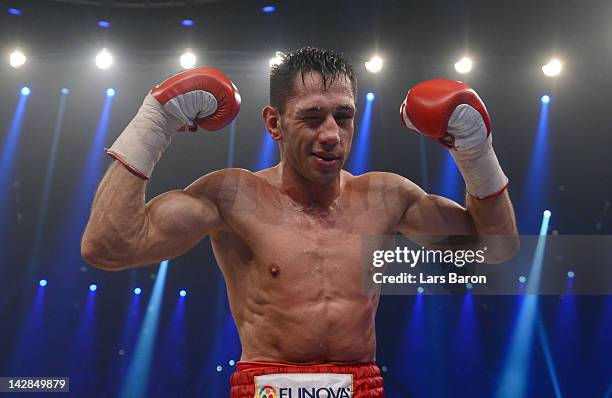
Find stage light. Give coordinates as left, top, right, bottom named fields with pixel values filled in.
left=541, top=95, right=550, bottom=104
left=365, top=55, right=383, bottom=74
left=106, top=88, right=116, bottom=97
left=134, top=287, right=142, bottom=295
left=180, top=51, right=196, bottom=69
left=89, top=284, right=98, bottom=292
left=466, top=282, right=473, bottom=290
left=542, top=58, right=562, bottom=77
left=216, top=365, right=222, bottom=372
left=179, top=289, right=187, bottom=297
left=543, top=210, right=551, bottom=218
left=417, top=286, right=424, bottom=294
left=454, top=56, right=473, bottom=74
left=21, top=86, right=31, bottom=96
left=61, top=88, right=69, bottom=94
left=262, top=6, right=276, bottom=13
left=39, top=279, right=47, bottom=287
left=97, top=20, right=110, bottom=28
left=567, top=271, right=575, bottom=279
left=229, top=360, right=235, bottom=366
left=8, top=8, right=22, bottom=15
left=96, top=48, right=113, bottom=70
left=269, top=51, right=284, bottom=67
left=366, top=92, right=375, bottom=101
left=181, top=19, right=194, bottom=26
left=518, top=276, right=527, bottom=283
left=9, top=50, right=26, bottom=68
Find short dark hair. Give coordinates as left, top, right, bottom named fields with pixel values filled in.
left=269, top=47, right=357, bottom=114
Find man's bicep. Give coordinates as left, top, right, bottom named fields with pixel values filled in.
left=397, top=193, right=475, bottom=238
left=137, top=189, right=224, bottom=265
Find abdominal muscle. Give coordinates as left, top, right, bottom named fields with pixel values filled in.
left=235, top=282, right=378, bottom=364
left=210, top=224, right=380, bottom=365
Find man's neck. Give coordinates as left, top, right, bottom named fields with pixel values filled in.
left=276, top=162, right=342, bottom=210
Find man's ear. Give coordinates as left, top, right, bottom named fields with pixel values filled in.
left=262, top=106, right=283, bottom=141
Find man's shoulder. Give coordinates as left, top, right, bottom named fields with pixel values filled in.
left=185, top=168, right=278, bottom=197
left=190, top=167, right=261, bottom=185
left=346, top=171, right=423, bottom=195
left=185, top=168, right=264, bottom=197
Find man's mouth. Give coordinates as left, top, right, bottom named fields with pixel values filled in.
left=313, top=153, right=338, bottom=162
left=312, top=152, right=339, bottom=161
left=311, top=152, right=341, bottom=168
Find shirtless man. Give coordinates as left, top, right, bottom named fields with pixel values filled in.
left=82, top=47, right=518, bottom=397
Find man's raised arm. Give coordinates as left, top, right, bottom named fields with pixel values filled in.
left=396, top=79, right=519, bottom=263
left=81, top=67, right=241, bottom=270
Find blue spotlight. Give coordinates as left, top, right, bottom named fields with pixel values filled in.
left=346, top=90, right=374, bottom=174
left=417, top=286, right=424, bottom=294
left=567, top=271, right=575, bottom=279
left=89, top=284, right=98, bottom=292
left=0, top=86, right=30, bottom=249
left=229, top=359, right=235, bottom=366
left=543, top=209, right=552, bottom=218
left=262, top=5, right=276, bottom=13
left=496, top=209, right=551, bottom=398
left=21, top=86, right=31, bottom=96
left=179, top=289, right=187, bottom=297
left=106, top=88, right=116, bottom=97
left=216, top=365, right=222, bottom=372
left=519, top=92, right=551, bottom=232
left=97, top=20, right=111, bottom=28
left=466, top=282, right=473, bottom=290
left=438, top=151, right=462, bottom=202
left=255, top=130, right=279, bottom=170
left=119, top=260, right=169, bottom=398
left=181, top=19, right=195, bottom=26
left=366, top=92, right=375, bottom=101
left=541, top=95, right=551, bottom=104
left=39, top=279, right=47, bottom=287
left=536, top=316, right=563, bottom=398
left=61, top=88, right=69, bottom=94
left=134, top=287, right=142, bottom=295
left=518, top=276, right=527, bottom=284
left=8, top=8, right=22, bottom=15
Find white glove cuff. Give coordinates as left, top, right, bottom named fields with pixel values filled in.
left=450, top=135, right=509, bottom=200
left=107, top=94, right=183, bottom=179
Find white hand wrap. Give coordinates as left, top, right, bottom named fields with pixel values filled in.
left=447, top=105, right=508, bottom=200
left=106, top=91, right=218, bottom=179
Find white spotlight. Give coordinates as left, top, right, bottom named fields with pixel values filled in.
left=180, top=51, right=196, bottom=69
left=9, top=50, right=26, bottom=68
left=269, top=51, right=284, bottom=68
left=96, top=48, right=113, bottom=70
left=365, top=55, right=383, bottom=74
left=454, top=56, right=473, bottom=74
left=542, top=58, right=562, bottom=77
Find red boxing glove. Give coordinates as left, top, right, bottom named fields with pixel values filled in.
left=151, top=67, right=241, bottom=131
left=400, top=79, right=491, bottom=149
left=399, top=79, right=508, bottom=200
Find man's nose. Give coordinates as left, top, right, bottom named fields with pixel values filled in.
left=318, top=115, right=341, bottom=146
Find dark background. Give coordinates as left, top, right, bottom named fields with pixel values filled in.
left=0, top=0, right=611, bottom=397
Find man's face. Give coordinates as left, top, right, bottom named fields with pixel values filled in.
left=278, top=71, right=356, bottom=183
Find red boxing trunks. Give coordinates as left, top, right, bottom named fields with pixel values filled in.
left=230, top=361, right=384, bottom=398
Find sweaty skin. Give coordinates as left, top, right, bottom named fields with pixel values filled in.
left=82, top=72, right=518, bottom=364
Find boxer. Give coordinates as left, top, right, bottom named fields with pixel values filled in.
left=82, top=47, right=518, bottom=397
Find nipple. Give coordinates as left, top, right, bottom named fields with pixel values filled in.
left=269, top=262, right=280, bottom=277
